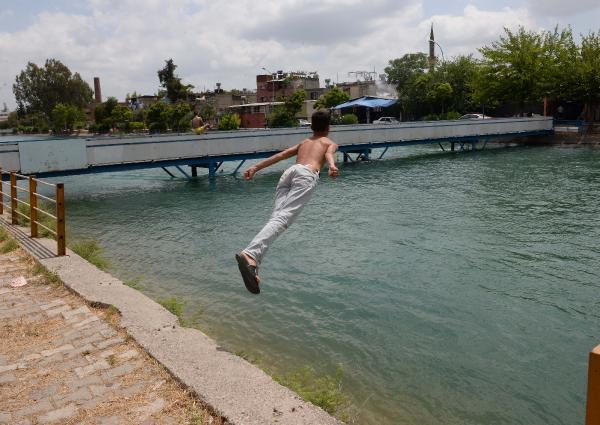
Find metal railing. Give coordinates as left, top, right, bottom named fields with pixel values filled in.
left=0, top=168, right=65, bottom=256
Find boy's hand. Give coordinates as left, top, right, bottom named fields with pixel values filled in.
left=328, top=165, right=339, bottom=178
left=244, top=166, right=258, bottom=180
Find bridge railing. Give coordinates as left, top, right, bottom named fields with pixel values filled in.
left=588, top=343, right=600, bottom=425
left=0, top=168, right=66, bottom=256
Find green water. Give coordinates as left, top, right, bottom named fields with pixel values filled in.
left=60, top=145, right=599, bottom=424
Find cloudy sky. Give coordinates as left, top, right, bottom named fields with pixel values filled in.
left=1, top=0, right=599, bottom=109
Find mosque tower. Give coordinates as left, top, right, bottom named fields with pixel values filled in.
left=428, top=23, right=436, bottom=70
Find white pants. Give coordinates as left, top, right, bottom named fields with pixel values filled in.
left=243, top=164, right=319, bottom=265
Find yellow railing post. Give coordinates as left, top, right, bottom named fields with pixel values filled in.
left=56, top=183, right=65, bottom=256
left=10, top=172, right=17, bottom=225
left=0, top=167, right=3, bottom=215
left=29, top=176, right=37, bottom=237
left=587, top=344, right=600, bottom=425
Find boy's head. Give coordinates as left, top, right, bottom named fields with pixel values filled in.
left=311, top=109, right=330, bottom=134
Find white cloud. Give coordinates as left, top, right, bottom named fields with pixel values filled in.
left=0, top=0, right=586, bottom=109
left=424, top=5, right=537, bottom=57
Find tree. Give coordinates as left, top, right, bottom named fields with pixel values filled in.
left=218, top=113, right=241, bottom=130
left=384, top=53, right=429, bottom=119
left=157, top=59, right=194, bottom=102
left=426, top=82, right=453, bottom=114
left=110, top=105, right=133, bottom=131
left=168, top=101, right=191, bottom=131
left=576, top=31, right=600, bottom=120
left=146, top=102, right=170, bottom=133
left=13, top=59, right=93, bottom=117
left=433, top=55, right=480, bottom=113
left=314, top=86, right=350, bottom=109
left=51, top=103, right=85, bottom=134
left=475, top=27, right=548, bottom=115
left=269, top=89, right=306, bottom=127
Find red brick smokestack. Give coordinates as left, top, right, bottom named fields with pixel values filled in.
left=94, top=77, right=102, bottom=103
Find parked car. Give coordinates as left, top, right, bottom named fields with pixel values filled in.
left=297, top=119, right=310, bottom=127
left=458, top=113, right=492, bottom=120
left=373, top=117, right=400, bottom=124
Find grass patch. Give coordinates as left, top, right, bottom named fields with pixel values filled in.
left=70, top=240, right=110, bottom=270
left=32, top=262, right=63, bottom=286
left=0, top=238, right=18, bottom=253
left=0, top=226, right=8, bottom=242
left=273, top=365, right=350, bottom=418
left=124, top=276, right=144, bottom=290
left=157, top=296, right=187, bottom=326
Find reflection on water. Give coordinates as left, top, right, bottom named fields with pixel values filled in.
left=61, top=145, right=599, bottom=425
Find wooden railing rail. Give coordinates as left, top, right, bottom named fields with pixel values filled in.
left=587, top=343, right=600, bottom=425
left=0, top=168, right=66, bottom=256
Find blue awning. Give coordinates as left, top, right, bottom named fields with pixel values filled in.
left=333, top=96, right=397, bottom=109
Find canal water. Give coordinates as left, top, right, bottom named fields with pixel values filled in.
left=60, top=145, right=598, bottom=425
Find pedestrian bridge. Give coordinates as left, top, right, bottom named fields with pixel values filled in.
left=0, top=117, right=553, bottom=179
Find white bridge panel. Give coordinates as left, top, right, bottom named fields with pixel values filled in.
left=19, top=139, right=87, bottom=174
left=0, top=143, right=20, bottom=171
left=1, top=117, right=552, bottom=174
left=84, top=118, right=551, bottom=167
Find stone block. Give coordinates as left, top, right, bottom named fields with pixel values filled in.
left=95, top=336, right=125, bottom=350
left=102, top=360, right=142, bottom=379
left=41, top=344, right=74, bottom=357
left=15, top=398, right=53, bottom=416
left=62, top=305, right=90, bottom=320
left=37, top=404, right=77, bottom=424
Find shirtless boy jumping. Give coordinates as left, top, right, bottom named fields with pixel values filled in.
left=236, top=109, right=339, bottom=294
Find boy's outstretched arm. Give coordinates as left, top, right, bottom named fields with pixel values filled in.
left=244, top=144, right=299, bottom=180
left=326, top=143, right=339, bottom=178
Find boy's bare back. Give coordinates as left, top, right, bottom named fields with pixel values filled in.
left=296, top=136, right=336, bottom=172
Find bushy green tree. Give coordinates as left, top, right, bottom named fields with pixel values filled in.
left=385, top=53, right=429, bottom=119
left=270, top=90, right=306, bottom=128
left=315, top=86, right=350, bottom=109
left=168, top=101, right=192, bottom=131
left=157, top=59, right=194, bottom=102
left=434, top=55, right=480, bottom=113
left=110, top=105, right=133, bottom=131
left=475, top=27, right=548, bottom=115
left=51, top=103, right=85, bottom=134
left=218, top=113, right=241, bottom=130
left=576, top=31, right=600, bottom=119
left=146, top=102, right=170, bottom=133
left=13, top=59, right=93, bottom=117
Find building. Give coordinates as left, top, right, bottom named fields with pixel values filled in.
left=228, top=102, right=283, bottom=128
left=336, top=80, right=377, bottom=99
left=256, top=71, right=323, bottom=103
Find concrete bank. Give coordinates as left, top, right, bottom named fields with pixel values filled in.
left=1, top=220, right=342, bottom=425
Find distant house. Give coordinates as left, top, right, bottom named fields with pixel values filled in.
left=336, top=80, right=377, bottom=99
left=228, top=102, right=283, bottom=128
left=129, top=95, right=161, bottom=110
left=256, top=71, right=324, bottom=103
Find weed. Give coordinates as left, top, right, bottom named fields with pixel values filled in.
left=107, top=354, right=117, bottom=366
left=124, top=276, right=144, bottom=290
left=0, top=226, right=7, bottom=242
left=32, top=262, right=62, bottom=286
left=273, top=364, right=350, bottom=418
left=157, top=296, right=187, bottom=326
left=70, top=240, right=110, bottom=270
left=0, top=238, right=18, bottom=253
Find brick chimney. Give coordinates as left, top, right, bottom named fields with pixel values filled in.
left=94, top=77, right=102, bottom=104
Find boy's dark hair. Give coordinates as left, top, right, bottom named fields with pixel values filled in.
left=311, top=109, right=330, bottom=132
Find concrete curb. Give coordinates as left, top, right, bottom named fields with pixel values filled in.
left=2, top=223, right=342, bottom=425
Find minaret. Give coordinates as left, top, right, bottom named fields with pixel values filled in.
left=428, top=23, right=436, bottom=70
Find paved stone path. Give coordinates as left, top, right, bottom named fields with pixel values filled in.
left=0, top=248, right=222, bottom=424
